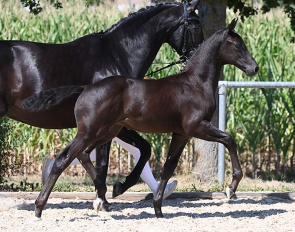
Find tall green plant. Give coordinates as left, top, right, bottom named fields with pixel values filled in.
left=0, top=118, right=26, bottom=184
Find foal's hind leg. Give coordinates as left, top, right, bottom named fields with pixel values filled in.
left=81, top=124, right=124, bottom=212
left=113, top=127, right=151, bottom=198
left=95, top=142, right=111, bottom=189
left=153, top=133, right=189, bottom=218
left=193, top=120, right=243, bottom=198
left=94, top=142, right=112, bottom=205
left=76, top=151, right=111, bottom=212
left=35, top=142, right=76, bottom=218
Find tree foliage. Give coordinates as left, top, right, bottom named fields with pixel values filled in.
left=228, top=0, right=295, bottom=33
left=19, top=0, right=62, bottom=15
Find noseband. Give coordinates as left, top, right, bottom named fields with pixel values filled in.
left=148, top=3, right=200, bottom=77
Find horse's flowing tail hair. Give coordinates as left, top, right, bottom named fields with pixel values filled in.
left=20, top=85, right=85, bottom=112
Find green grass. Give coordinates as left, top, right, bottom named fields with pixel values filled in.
left=3, top=174, right=295, bottom=193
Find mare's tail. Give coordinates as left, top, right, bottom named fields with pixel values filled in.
left=20, top=85, right=85, bottom=112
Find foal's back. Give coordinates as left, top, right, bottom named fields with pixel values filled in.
left=76, top=74, right=188, bottom=134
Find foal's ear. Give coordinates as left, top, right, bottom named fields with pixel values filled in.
left=227, top=18, right=238, bottom=31
left=187, top=0, right=201, bottom=12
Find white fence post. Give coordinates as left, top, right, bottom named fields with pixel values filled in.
left=218, top=81, right=227, bottom=186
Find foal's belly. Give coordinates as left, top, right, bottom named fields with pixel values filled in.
left=122, top=118, right=183, bottom=134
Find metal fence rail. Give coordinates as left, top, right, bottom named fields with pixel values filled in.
left=217, top=81, right=295, bottom=186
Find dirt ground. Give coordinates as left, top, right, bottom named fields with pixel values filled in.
left=0, top=194, right=294, bottom=232
left=1, top=175, right=295, bottom=232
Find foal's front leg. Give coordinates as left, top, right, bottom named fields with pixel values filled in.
left=153, top=133, right=189, bottom=218
left=194, top=120, right=243, bottom=198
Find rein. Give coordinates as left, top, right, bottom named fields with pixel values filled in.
left=147, top=60, right=183, bottom=77
left=147, top=3, right=196, bottom=77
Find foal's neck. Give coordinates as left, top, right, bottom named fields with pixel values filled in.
left=184, top=32, right=224, bottom=91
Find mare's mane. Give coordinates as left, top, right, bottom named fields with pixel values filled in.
left=96, top=2, right=181, bottom=35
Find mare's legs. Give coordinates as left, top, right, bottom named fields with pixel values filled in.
left=193, top=120, right=243, bottom=197
left=113, top=127, right=151, bottom=197
left=153, top=133, right=189, bottom=218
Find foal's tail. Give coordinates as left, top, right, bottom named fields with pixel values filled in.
left=20, top=85, right=85, bottom=112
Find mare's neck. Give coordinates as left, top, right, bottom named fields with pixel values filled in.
left=105, top=5, right=182, bottom=78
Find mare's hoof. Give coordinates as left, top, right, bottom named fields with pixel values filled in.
left=225, top=187, right=235, bottom=199
left=112, top=182, right=123, bottom=198
left=101, top=201, right=113, bottom=212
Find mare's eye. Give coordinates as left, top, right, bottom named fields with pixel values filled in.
left=194, top=27, right=201, bottom=32
left=190, top=25, right=201, bottom=32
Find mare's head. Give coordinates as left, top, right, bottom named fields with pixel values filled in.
left=166, top=0, right=204, bottom=60
left=218, top=18, right=259, bottom=76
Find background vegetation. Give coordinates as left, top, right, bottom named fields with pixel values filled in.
left=225, top=10, right=295, bottom=181
left=0, top=1, right=294, bottom=189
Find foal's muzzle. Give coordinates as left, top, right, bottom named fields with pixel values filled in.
left=245, top=64, right=259, bottom=76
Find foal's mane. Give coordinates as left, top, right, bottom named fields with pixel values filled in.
left=182, top=28, right=227, bottom=69
left=98, top=2, right=181, bottom=34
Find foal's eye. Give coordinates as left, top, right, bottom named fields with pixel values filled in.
left=229, top=39, right=239, bottom=48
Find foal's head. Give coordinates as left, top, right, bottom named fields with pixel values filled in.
left=219, top=18, right=259, bottom=76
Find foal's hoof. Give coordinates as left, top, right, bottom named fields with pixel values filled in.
left=33, top=216, right=42, bottom=221
left=93, top=198, right=113, bottom=213
left=113, top=182, right=123, bottom=198
left=155, top=209, right=164, bottom=218
left=225, top=187, right=235, bottom=199
left=93, top=198, right=103, bottom=213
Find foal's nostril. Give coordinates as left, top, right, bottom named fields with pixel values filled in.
left=255, top=66, right=259, bottom=73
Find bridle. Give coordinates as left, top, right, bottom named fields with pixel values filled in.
left=180, top=3, right=200, bottom=62
left=148, top=3, right=201, bottom=77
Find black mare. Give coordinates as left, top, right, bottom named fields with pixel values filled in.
left=22, top=18, right=259, bottom=218
left=0, top=1, right=203, bottom=210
